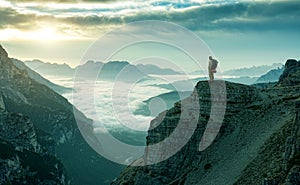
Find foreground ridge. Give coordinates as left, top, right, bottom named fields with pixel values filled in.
left=112, top=59, right=300, bottom=185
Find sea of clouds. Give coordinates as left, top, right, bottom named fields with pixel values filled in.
left=47, top=74, right=197, bottom=132
left=46, top=74, right=201, bottom=164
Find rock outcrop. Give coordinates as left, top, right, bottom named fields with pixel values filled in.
left=277, top=59, right=300, bottom=86
left=1, top=87, right=66, bottom=184
left=0, top=94, right=4, bottom=110
left=112, top=59, right=300, bottom=185
left=0, top=110, right=39, bottom=153
left=0, top=45, right=124, bottom=184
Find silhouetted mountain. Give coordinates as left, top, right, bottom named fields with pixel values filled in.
left=25, top=60, right=151, bottom=82
left=112, top=59, right=300, bottom=185
left=136, top=64, right=182, bottom=75
left=12, top=59, right=71, bottom=94
left=99, top=61, right=148, bottom=81
left=75, top=60, right=149, bottom=82
left=255, top=65, right=284, bottom=83
left=25, top=59, right=75, bottom=77
left=74, top=60, right=103, bottom=78
left=223, top=63, right=283, bottom=77
left=0, top=45, right=124, bottom=185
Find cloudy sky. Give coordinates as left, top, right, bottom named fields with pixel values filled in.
left=0, top=0, right=299, bottom=70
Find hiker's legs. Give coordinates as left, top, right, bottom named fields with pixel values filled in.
left=209, top=70, right=214, bottom=81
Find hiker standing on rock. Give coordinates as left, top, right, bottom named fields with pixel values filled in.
left=208, top=56, right=218, bottom=81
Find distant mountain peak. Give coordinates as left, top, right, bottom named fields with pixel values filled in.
left=136, top=63, right=181, bottom=75
left=25, top=59, right=75, bottom=77
left=108, top=60, right=129, bottom=64
left=31, top=59, right=44, bottom=63
left=255, top=66, right=284, bottom=84
left=85, top=60, right=103, bottom=65
left=223, top=63, right=284, bottom=77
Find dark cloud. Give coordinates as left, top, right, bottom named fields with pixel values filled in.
left=1, top=0, right=299, bottom=35
left=8, top=0, right=118, bottom=2
left=0, top=8, right=28, bottom=29
left=63, top=15, right=124, bottom=26
left=122, top=1, right=300, bottom=32
left=0, top=7, right=53, bottom=30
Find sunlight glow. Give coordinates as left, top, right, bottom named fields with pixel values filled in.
left=34, top=27, right=57, bottom=41
left=0, top=26, right=83, bottom=41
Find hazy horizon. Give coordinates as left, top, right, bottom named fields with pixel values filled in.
left=23, top=56, right=284, bottom=71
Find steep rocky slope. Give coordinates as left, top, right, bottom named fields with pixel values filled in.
left=112, top=59, right=300, bottom=185
left=0, top=45, right=124, bottom=184
left=0, top=97, right=67, bottom=184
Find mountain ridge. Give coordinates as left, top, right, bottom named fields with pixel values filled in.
left=136, top=64, right=182, bottom=75
left=25, top=59, right=75, bottom=77
left=223, top=63, right=283, bottom=77
left=255, top=66, right=284, bottom=84
left=24, top=59, right=182, bottom=79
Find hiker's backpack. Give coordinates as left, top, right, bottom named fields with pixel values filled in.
left=211, top=59, right=218, bottom=71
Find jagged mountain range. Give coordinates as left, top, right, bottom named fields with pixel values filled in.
left=255, top=66, right=285, bottom=84
left=25, top=59, right=283, bottom=82
left=25, top=59, right=74, bottom=77
left=151, top=66, right=286, bottom=93
left=0, top=45, right=124, bottom=185
left=11, top=58, right=71, bottom=94
left=112, top=59, right=300, bottom=185
left=136, top=64, right=181, bottom=75
left=189, top=63, right=283, bottom=77
left=223, top=63, right=284, bottom=77
left=24, top=59, right=181, bottom=80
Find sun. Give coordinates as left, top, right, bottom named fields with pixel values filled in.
left=33, top=26, right=61, bottom=41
